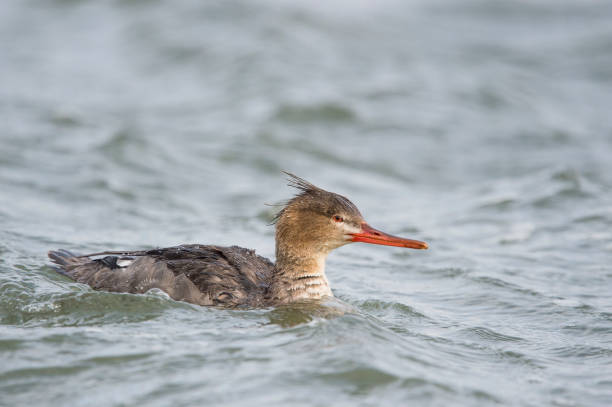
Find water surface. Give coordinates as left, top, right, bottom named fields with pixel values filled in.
left=1, top=0, right=612, bottom=406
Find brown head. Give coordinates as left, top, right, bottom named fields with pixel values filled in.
left=273, top=173, right=428, bottom=267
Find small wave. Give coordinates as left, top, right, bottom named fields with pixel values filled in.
left=273, top=102, right=357, bottom=124
left=81, top=352, right=154, bottom=366
left=47, top=112, right=83, bottom=128
left=549, top=345, right=612, bottom=359
left=317, top=365, right=400, bottom=390
left=1, top=364, right=88, bottom=381
left=470, top=275, right=543, bottom=298
left=461, top=326, right=524, bottom=343
left=358, top=299, right=428, bottom=319
left=499, top=222, right=535, bottom=244
left=266, top=297, right=354, bottom=328
left=4, top=290, right=191, bottom=328
left=531, top=168, right=595, bottom=207
left=96, top=128, right=148, bottom=156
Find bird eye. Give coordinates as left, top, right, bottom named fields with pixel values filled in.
left=333, top=215, right=344, bottom=223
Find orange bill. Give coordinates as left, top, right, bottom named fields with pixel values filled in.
left=350, top=223, right=428, bottom=249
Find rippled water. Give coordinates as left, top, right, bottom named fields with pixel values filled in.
left=1, top=0, right=612, bottom=406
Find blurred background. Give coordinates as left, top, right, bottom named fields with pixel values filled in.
left=1, top=0, right=611, bottom=406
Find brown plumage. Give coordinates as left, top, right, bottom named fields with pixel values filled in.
left=48, top=173, right=428, bottom=307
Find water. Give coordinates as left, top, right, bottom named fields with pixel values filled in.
left=1, top=0, right=611, bottom=405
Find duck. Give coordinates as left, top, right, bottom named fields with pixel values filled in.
left=48, top=173, right=428, bottom=307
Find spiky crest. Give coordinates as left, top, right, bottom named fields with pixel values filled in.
left=271, top=172, right=362, bottom=224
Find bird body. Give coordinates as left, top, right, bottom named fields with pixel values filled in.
left=48, top=174, right=427, bottom=307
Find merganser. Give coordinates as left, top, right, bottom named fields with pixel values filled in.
left=48, top=173, right=428, bottom=307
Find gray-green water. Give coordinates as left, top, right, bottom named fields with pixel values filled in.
left=1, top=1, right=612, bottom=406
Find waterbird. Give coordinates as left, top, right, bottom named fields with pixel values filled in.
left=48, top=173, right=428, bottom=307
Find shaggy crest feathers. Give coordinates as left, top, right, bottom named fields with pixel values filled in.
left=285, top=171, right=320, bottom=194
left=272, top=172, right=362, bottom=224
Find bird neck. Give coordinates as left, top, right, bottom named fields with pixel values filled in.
left=269, top=245, right=333, bottom=303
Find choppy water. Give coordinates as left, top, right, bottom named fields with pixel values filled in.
left=1, top=0, right=612, bottom=406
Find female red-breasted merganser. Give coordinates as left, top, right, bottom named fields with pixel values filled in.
left=48, top=173, right=428, bottom=307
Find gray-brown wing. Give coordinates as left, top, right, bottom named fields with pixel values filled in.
left=48, top=245, right=275, bottom=307
left=144, top=245, right=275, bottom=307
left=48, top=249, right=213, bottom=305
